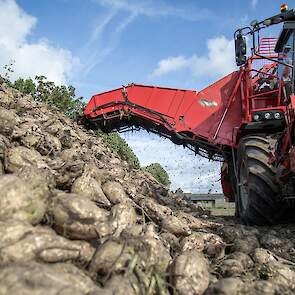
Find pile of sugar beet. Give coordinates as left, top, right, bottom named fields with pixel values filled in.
left=1, top=81, right=295, bottom=295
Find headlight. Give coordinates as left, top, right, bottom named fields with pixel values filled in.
left=264, top=112, right=271, bottom=119
left=253, top=114, right=260, bottom=121
left=252, top=110, right=283, bottom=122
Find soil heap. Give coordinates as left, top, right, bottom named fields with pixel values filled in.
left=1, top=81, right=295, bottom=295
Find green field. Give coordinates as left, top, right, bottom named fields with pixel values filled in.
left=210, top=206, right=235, bottom=216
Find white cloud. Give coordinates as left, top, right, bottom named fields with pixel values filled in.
left=95, top=0, right=213, bottom=21
left=82, top=9, right=136, bottom=76
left=81, top=0, right=214, bottom=76
left=152, top=56, right=190, bottom=77
left=151, top=36, right=236, bottom=79
left=0, top=0, right=79, bottom=84
left=89, top=10, right=117, bottom=44
left=251, top=0, right=258, bottom=9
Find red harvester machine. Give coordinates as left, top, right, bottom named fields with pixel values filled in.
left=84, top=5, right=295, bottom=225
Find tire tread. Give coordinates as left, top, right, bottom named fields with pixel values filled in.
left=236, top=135, right=282, bottom=225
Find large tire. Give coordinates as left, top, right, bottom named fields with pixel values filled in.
left=236, top=135, right=284, bottom=225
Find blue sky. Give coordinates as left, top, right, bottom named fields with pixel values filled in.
left=0, top=0, right=287, bottom=192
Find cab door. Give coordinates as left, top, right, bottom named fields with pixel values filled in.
left=277, top=26, right=295, bottom=100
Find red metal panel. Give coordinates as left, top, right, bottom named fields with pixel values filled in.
left=84, top=87, right=124, bottom=118
left=221, top=162, right=235, bottom=202
left=84, top=71, right=243, bottom=148
left=183, top=71, right=243, bottom=146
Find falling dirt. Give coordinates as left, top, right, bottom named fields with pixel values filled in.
left=1, top=80, right=295, bottom=295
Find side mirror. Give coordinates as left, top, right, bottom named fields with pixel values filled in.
left=235, top=33, right=247, bottom=66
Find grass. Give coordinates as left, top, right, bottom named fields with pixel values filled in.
left=210, top=206, right=235, bottom=216
left=202, top=201, right=235, bottom=216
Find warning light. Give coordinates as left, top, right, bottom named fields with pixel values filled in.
left=280, top=3, right=288, bottom=12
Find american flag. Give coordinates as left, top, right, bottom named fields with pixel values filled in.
left=257, top=37, right=278, bottom=56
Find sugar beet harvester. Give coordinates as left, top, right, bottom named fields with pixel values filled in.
left=84, top=5, right=295, bottom=225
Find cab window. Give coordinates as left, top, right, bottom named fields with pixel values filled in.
left=278, top=31, right=294, bottom=97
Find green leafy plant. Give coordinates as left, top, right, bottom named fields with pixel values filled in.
left=11, top=75, right=85, bottom=119
left=143, top=163, right=170, bottom=187
left=13, top=78, right=36, bottom=95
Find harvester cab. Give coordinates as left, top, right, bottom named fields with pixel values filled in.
left=84, top=5, right=295, bottom=225
left=234, top=4, right=295, bottom=101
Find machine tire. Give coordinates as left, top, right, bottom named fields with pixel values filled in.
left=236, top=135, right=284, bottom=225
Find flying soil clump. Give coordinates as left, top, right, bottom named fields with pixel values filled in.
left=1, top=81, right=295, bottom=295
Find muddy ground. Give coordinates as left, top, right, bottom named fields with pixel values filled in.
left=1, top=81, right=295, bottom=295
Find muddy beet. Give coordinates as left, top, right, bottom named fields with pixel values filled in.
left=1, top=81, right=295, bottom=295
